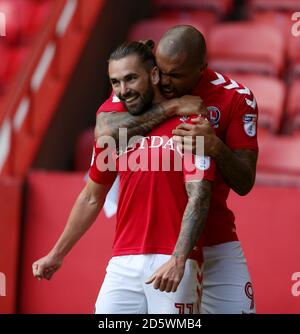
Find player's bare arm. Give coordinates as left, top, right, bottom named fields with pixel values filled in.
left=145, top=180, right=212, bottom=293
left=96, top=104, right=168, bottom=146
left=173, top=119, right=257, bottom=196
left=212, top=145, right=257, bottom=196
left=32, top=179, right=112, bottom=281
left=95, top=95, right=208, bottom=145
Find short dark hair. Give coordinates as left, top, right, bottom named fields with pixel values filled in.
left=108, top=40, right=156, bottom=70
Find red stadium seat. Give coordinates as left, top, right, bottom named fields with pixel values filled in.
left=7, top=46, right=30, bottom=79
left=0, top=44, right=9, bottom=88
left=248, top=0, right=300, bottom=12
left=257, top=134, right=300, bottom=185
left=0, top=45, right=29, bottom=93
left=0, top=0, right=24, bottom=44
left=153, top=0, right=233, bottom=16
left=155, top=10, right=218, bottom=31
left=251, top=11, right=293, bottom=37
left=288, top=34, right=300, bottom=81
left=0, top=45, right=30, bottom=90
left=0, top=0, right=53, bottom=44
left=128, top=18, right=207, bottom=46
left=208, top=23, right=286, bottom=76
left=228, top=73, right=286, bottom=133
left=284, top=79, right=300, bottom=134
left=74, top=128, right=94, bottom=171
left=22, top=0, right=54, bottom=43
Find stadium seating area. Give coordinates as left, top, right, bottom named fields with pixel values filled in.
left=72, top=0, right=300, bottom=187
left=1, top=0, right=300, bottom=185
left=0, top=0, right=53, bottom=94
left=96, top=3, right=300, bottom=212
left=0, top=0, right=105, bottom=313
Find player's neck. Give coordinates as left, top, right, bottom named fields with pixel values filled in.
left=152, top=87, right=166, bottom=105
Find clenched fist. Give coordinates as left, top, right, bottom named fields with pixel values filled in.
left=32, top=254, right=63, bottom=281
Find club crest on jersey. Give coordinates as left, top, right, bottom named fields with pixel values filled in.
left=207, top=106, right=221, bottom=128
left=195, top=155, right=211, bottom=170
left=112, top=95, right=121, bottom=103
left=243, top=114, right=257, bottom=137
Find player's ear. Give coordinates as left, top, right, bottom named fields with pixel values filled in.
left=151, top=66, right=160, bottom=85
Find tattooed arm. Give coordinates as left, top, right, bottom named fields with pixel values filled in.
left=96, top=103, right=171, bottom=148
left=95, top=95, right=208, bottom=147
left=173, top=180, right=212, bottom=262
left=145, top=180, right=212, bottom=292
left=173, top=119, right=258, bottom=195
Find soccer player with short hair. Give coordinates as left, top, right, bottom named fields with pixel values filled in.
left=32, top=41, right=215, bottom=314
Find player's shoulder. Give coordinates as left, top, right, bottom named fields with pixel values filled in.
left=97, top=93, right=127, bottom=114
left=205, top=69, right=257, bottom=110
left=206, top=69, right=254, bottom=98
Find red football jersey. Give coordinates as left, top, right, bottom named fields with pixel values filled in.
left=96, top=68, right=259, bottom=247
left=192, top=69, right=258, bottom=246
left=89, top=116, right=215, bottom=260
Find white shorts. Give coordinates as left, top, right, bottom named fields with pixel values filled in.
left=201, top=241, right=256, bottom=314
left=95, top=254, right=203, bottom=314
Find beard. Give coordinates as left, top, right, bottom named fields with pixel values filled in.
left=119, top=84, right=154, bottom=115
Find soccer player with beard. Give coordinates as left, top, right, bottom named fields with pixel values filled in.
left=32, top=41, right=215, bottom=314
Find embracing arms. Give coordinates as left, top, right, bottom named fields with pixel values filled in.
left=173, top=117, right=257, bottom=196
left=95, top=96, right=208, bottom=148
